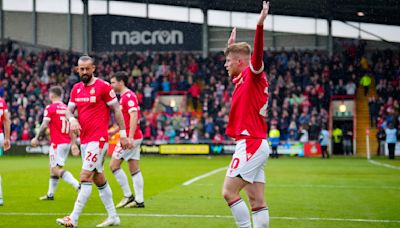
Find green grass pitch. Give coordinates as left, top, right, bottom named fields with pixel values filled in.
left=0, top=155, right=399, bottom=227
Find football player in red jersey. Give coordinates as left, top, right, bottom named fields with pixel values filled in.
left=109, top=71, right=145, bottom=209
left=56, top=56, right=132, bottom=228
left=222, top=2, right=271, bottom=228
left=31, top=86, right=80, bottom=201
left=0, top=95, right=11, bottom=206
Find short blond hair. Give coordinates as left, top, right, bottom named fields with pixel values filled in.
left=224, top=42, right=251, bottom=56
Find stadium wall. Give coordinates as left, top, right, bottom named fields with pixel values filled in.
left=208, top=27, right=329, bottom=51
left=3, top=11, right=398, bottom=53
left=3, top=11, right=83, bottom=52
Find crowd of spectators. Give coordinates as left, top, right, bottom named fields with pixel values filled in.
left=368, top=49, right=400, bottom=133
left=0, top=40, right=383, bottom=144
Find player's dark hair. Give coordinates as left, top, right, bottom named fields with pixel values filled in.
left=78, top=55, right=94, bottom=64
left=49, top=86, right=63, bottom=98
left=112, top=71, right=129, bottom=86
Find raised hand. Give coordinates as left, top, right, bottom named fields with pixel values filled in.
left=31, top=138, right=39, bottom=147
left=120, top=137, right=133, bottom=150
left=228, top=27, right=236, bottom=46
left=70, top=118, right=81, bottom=135
left=4, top=139, right=11, bottom=151
left=257, top=1, right=270, bottom=25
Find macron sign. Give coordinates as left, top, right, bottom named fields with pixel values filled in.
left=111, top=30, right=183, bottom=46
left=92, top=15, right=202, bottom=52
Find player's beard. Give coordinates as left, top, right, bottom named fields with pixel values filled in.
left=81, top=74, right=93, bottom=84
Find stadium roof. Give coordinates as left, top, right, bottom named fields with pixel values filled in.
left=111, top=0, right=400, bottom=26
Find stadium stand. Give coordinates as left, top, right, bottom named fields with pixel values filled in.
left=1, top=39, right=396, bottom=148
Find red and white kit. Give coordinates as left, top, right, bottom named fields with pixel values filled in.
left=69, top=78, right=118, bottom=172
left=0, top=97, right=8, bottom=147
left=44, top=102, right=71, bottom=167
left=226, top=24, right=271, bottom=183
left=112, top=89, right=143, bottom=161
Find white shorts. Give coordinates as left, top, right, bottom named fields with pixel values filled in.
left=49, top=143, right=71, bottom=168
left=226, top=139, right=270, bottom=184
left=80, top=141, right=109, bottom=173
left=0, top=133, right=4, bottom=147
left=112, top=139, right=143, bottom=161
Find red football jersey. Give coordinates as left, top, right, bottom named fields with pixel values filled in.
left=0, top=97, right=8, bottom=133
left=225, top=24, right=269, bottom=140
left=69, top=78, right=117, bottom=144
left=120, top=90, right=143, bottom=140
left=43, top=101, right=70, bottom=144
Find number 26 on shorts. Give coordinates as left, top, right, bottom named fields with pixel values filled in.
left=85, top=151, right=98, bottom=162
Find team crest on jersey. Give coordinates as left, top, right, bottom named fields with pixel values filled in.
left=128, top=100, right=135, bottom=107
left=90, top=88, right=95, bottom=95
left=109, top=90, right=116, bottom=98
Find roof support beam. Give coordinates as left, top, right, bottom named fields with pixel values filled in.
left=202, top=8, right=208, bottom=58
left=82, top=0, right=89, bottom=54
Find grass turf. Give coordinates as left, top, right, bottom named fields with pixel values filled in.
left=0, top=155, right=399, bottom=227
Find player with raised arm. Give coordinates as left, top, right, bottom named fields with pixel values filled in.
left=31, top=86, right=80, bottom=200
left=56, top=56, right=132, bottom=228
left=0, top=95, right=11, bottom=206
left=110, top=71, right=145, bottom=209
left=222, top=1, right=271, bottom=228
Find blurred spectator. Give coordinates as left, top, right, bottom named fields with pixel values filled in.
left=368, top=97, right=378, bottom=127
left=376, top=127, right=386, bottom=156
left=212, top=126, right=224, bottom=144
left=299, top=124, right=309, bottom=143
left=342, top=127, right=353, bottom=156
left=188, top=81, right=201, bottom=111
left=360, top=73, right=372, bottom=96
left=319, top=125, right=329, bottom=159
left=161, top=76, right=170, bottom=92
left=332, top=127, right=343, bottom=154
left=269, top=125, right=280, bottom=158
left=385, top=123, right=397, bottom=160
left=345, top=80, right=356, bottom=95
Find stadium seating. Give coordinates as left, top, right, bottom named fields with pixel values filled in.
left=2, top=40, right=396, bottom=146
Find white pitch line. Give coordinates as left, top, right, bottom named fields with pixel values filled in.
left=368, top=160, right=400, bottom=170
left=268, top=184, right=400, bottom=190
left=0, top=212, right=399, bottom=224
left=182, top=167, right=227, bottom=186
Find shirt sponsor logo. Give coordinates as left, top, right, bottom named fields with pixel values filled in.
left=56, top=110, right=66, bottom=115
left=75, top=97, right=90, bottom=102
left=90, top=96, right=96, bottom=103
